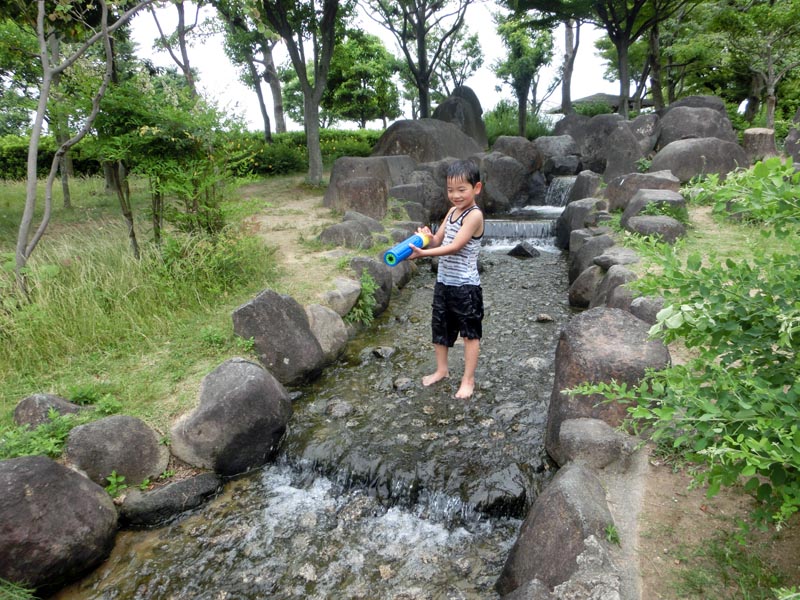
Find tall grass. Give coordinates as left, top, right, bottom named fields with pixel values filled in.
left=0, top=176, right=280, bottom=432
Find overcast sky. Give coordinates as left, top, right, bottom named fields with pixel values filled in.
left=129, top=1, right=618, bottom=131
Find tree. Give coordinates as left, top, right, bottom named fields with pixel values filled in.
left=211, top=0, right=286, bottom=140
left=712, top=0, right=800, bottom=127
left=149, top=0, right=202, bottom=96
left=256, top=0, right=349, bottom=185
left=365, top=0, right=472, bottom=118
left=278, top=63, right=338, bottom=128
left=0, top=18, right=40, bottom=135
left=323, top=30, right=402, bottom=128
left=494, top=10, right=555, bottom=136
left=9, top=0, right=154, bottom=295
left=433, top=23, right=483, bottom=96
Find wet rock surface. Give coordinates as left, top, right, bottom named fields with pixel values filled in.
left=284, top=251, right=571, bottom=515
left=54, top=247, right=572, bottom=600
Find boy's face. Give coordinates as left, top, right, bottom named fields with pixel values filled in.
left=446, top=176, right=482, bottom=210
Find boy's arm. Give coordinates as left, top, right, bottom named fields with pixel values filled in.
left=411, top=210, right=482, bottom=259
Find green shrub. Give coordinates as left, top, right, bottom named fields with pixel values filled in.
left=573, top=101, right=614, bottom=117
left=484, top=100, right=555, bottom=145
left=344, top=270, right=378, bottom=326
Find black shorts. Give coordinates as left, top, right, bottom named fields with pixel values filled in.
left=431, top=282, right=483, bottom=347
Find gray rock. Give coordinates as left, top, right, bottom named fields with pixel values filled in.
left=305, top=304, right=348, bottom=365
left=604, top=170, right=681, bottom=212
left=324, top=155, right=416, bottom=210
left=568, top=234, right=615, bottom=284
left=568, top=265, right=604, bottom=309
left=320, top=277, right=361, bottom=317
left=553, top=114, right=590, bottom=147
left=742, top=127, right=779, bottom=164
left=432, top=89, right=488, bottom=149
left=579, top=113, right=626, bottom=173
left=333, top=176, right=388, bottom=220
left=372, top=118, right=482, bottom=163
left=593, top=246, right=640, bottom=270
left=620, top=188, right=686, bottom=228
left=656, top=106, right=737, bottom=150
left=662, top=94, right=727, bottom=115
left=545, top=307, right=670, bottom=465
left=508, top=241, right=541, bottom=259
left=566, top=170, right=602, bottom=203
left=531, top=134, right=580, bottom=160
left=625, top=215, right=686, bottom=244
left=0, top=455, right=117, bottom=593
left=650, top=137, right=748, bottom=183
left=232, top=289, right=325, bottom=385
left=785, top=127, right=800, bottom=165
left=170, top=358, right=292, bottom=476
left=343, top=210, right=384, bottom=232
left=318, top=220, right=374, bottom=250
left=118, top=472, right=222, bottom=528
left=14, top=393, right=82, bottom=429
left=629, top=295, right=665, bottom=325
left=495, top=462, right=615, bottom=594
left=602, top=122, right=645, bottom=183
left=555, top=198, right=609, bottom=250
left=473, top=151, right=529, bottom=210
left=64, top=415, right=169, bottom=487
left=589, top=265, right=638, bottom=309
left=492, top=135, right=544, bottom=173
left=559, top=418, right=635, bottom=470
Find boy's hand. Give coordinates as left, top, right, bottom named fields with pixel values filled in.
left=408, top=243, right=425, bottom=260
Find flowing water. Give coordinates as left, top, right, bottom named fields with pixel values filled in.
left=56, top=224, right=572, bottom=600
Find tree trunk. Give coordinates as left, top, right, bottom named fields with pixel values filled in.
left=304, top=94, right=324, bottom=185
left=743, top=72, right=763, bottom=123
left=110, top=161, right=140, bottom=259
left=517, top=90, right=528, bottom=137
left=247, top=56, right=272, bottom=143
left=648, top=24, right=665, bottom=111
left=262, top=47, right=286, bottom=133
left=417, top=24, right=430, bottom=118
left=561, top=20, right=579, bottom=115
left=615, top=38, right=631, bottom=119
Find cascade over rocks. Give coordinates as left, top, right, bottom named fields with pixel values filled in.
left=0, top=455, right=117, bottom=593
left=650, top=137, right=748, bottom=182
left=14, top=392, right=82, bottom=428
left=371, top=118, right=482, bottom=163
left=495, top=462, right=615, bottom=594
left=64, top=415, right=169, bottom=487
left=170, top=358, right=292, bottom=476
left=232, top=289, right=325, bottom=386
left=545, top=307, right=670, bottom=466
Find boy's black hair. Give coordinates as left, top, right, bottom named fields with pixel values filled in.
left=446, top=159, right=481, bottom=187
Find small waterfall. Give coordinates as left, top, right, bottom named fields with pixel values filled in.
left=483, top=219, right=555, bottom=240
left=543, top=175, right=577, bottom=207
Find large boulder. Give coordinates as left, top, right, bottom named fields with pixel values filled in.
left=0, top=455, right=118, bottom=593
left=578, top=113, right=625, bottom=173
left=629, top=112, right=660, bottom=155
left=545, top=307, right=671, bottom=465
left=785, top=127, right=800, bottom=165
left=332, top=177, right=388, bottom=220
left=656, top=106, right=737, bottom=150
left=620, top=188, right=687, bottom=228
left=566, top=170, right=602, bottom=204
left=552, top=113, right=590, bottom=147
left=305, top=303, right=349, bottom=365
left=554, top=198, right=608, bottom=250
left=589, top=264, right=638, bottom=309
left=650, top=137, right=748, bottom=183
left=318, top=220, right=374, bottom=250
left=603, top=122, right=646, bottom=182
left=604, top=170, right=681, bottom=212
left=472, top=151, right=529, bottom=211
left=492, top=135, right=544, bottom=173
left=170, top=358, right=292, bottom=476
left=432, top=86, right=488, bottom=149
left=323, top=155, right=416, bottom=211
left=64, top=415, right=169, bottom=487
left=319, top=276, right=362, bottom=317
left=663, top=94, right=727, bottom=115
left=232, top=289, right=325, bottom=385
left=13, top=392, right=82, bottom=428
left=568, top=233, right=615, bottom=284
left=371, top=118, right=482, bottom=163
left=625, top=214, right=687, bottom=244
left=495, top=462, right=615, bottom=594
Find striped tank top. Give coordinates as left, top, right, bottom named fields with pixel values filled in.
left=438, top=205, right=483, bottom=286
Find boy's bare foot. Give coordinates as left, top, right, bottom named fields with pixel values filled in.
left=455, top=380, right=474, bottom=399
left=422, top=371, right=449, bottom=386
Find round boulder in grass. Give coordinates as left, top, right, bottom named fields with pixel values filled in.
left=170, top=358, right=292, bottom=476
left=0, top=455, right=117, bottom=594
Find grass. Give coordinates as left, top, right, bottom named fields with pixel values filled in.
left=0, top=175, right=290, bottom=438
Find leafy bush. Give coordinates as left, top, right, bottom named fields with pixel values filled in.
left=484, top=99, right=554, bottom=145
left=573, top=101, right=614, bottom=117
left=344, top=270, right=378, bottom=326
left=0, top=135, right=100, bottom=180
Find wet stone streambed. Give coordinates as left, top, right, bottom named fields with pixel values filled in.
left=56, top=248, right=572, bottom=600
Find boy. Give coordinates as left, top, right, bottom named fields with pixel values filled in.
left=409, top=159, right=484, bottom=399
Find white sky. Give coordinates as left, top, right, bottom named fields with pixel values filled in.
left=129, top=1, right=618, bottom=131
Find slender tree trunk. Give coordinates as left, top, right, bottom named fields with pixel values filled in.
left=304, top=93, right=324, bottom=185
left=743, top=71, right=763, bottom=123
left=110, top=161, right=140, bottom=259
left=417, top=25, right=430, bottom=118
left=261, top=46, right=286, bottom=133
left=615, top=38, right=631, bottom=119
left=649, top=25, right=665, bottom=111
left=561, top=20, right=579, bottom=115
left=247, top=56, right=272, bottom=143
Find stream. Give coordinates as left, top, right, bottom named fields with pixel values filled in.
left=55, top=207, right=573, bottom=600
